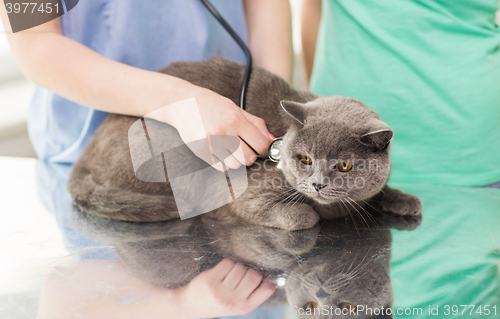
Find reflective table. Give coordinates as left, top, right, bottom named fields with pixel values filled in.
left=1, top=157, right=499, bottom=318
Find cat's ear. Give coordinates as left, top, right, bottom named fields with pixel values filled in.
left=359, top=119, right=393, bottom=150
left=280, top=101, right=307, bottom=127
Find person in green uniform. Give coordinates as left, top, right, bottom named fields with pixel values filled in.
left=302, top=0, right=500, bottom=316
left=303, top=0, right=500, bottom=186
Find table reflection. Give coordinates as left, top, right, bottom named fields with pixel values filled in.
left=69, top=205, right=421, bottom=318
left=30, top=160, right=500, bottom=319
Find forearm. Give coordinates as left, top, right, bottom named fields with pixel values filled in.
left=13, top=32, right=200, bottom=118
left=36, top=261, right=194, bottom=319
left=243, top=0, right=293, bottom=82
left=0, top=5, right=203, bottom=120
left=301, top=0, right=322, bottom=87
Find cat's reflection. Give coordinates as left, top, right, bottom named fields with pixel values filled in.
left=71, top=209, right=420, bottom=318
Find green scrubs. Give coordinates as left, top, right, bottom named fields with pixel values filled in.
left=389, top=183, right=500, bottom=317
left=311, top=0, right=500, bottom=186
left=310, top=0, right=500, bottom=315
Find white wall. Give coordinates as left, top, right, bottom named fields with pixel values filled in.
left=0, top=22, right=24, bottom=82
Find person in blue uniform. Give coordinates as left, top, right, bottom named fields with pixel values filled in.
left=1, top=1, right=293, bottom=317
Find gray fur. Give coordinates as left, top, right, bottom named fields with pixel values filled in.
left=68, top=57, right=422, bottom=230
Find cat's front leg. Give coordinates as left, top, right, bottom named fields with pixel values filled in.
left=230, top=184, right=320, bottom=231
left=371, top=185, right=422, bottom=217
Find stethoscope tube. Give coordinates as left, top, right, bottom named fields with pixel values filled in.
left=200, top=0, right=283, bottom=168
left=200, top=0, right=253, bottom=110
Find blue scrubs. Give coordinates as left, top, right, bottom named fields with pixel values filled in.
left=28, top=0, right=248, bottom=164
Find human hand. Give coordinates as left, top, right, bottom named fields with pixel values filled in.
left=149, top=86, right=274, bottom=171
left=176, top=258, right=277, bottom=318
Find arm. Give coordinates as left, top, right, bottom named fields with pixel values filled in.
left=243, top=0, right=293, bottom=82
left=0, top=7, right=194, bottom=119
left=36, top=259, right=276, bottom=319
left=0, top=3, right=273, bottom=167
left=301, top=0, right=322, bottom=87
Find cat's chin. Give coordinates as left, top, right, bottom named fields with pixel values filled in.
left=312, top=193, right=346, bottom=205
left=314, top=197, right=334, bottom=205
left=296, top=186, right=348, bottom=205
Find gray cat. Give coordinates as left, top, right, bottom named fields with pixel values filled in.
left=68, top=57, right=422, bottom=230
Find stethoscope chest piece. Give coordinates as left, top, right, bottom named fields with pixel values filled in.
left=268, top=138, right=284, bottom=170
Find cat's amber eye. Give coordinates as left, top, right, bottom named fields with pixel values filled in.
left=340, top=302, right=357, bottom=313
left=300, top=155, right=313, bottom=165
left=338, top=162, right=352, bottom=172
left=302, top=301, right=318, bottom=310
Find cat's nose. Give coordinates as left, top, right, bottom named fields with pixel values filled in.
left=312, top=183, right=327, bottom=191
left=315, top=288, right=330, bottom=299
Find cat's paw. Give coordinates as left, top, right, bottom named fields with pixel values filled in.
left=375, top=211, right=422, bottom=231
left=381, top=193, right=422, bottom=217
left=275, top=223, right=320, bottom=253
left=274, top=204, right=320, bottom=231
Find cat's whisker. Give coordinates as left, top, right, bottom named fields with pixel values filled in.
left=351, top=257, right=372, bottom=281
left=348, top=255, right=366, bottom=277
left=275, top=191, right=302, bottom=216
left=346, top=253, right=373, bottom=280
left=293, top=272, right=317, bottom=290
left=340, top=198, right=357, bottom=232
left=276, top=188, right=298, bottom=199
left=343, top=258, right=356, bottom=279
left=339, top=260, right=349, bottom=276
left=346, top=196, right=374, bottom=229
left=348, top=198, right=378, bottom=226
left=274, top=191, right=298, bottom=207
left=341, top=198, right=360, bottom=234
left=348, top=260, right=372, bottom=280
left=345, top=197, right=369, bottom=228
left=346, top=195, right=381, bottom=227
left=267, top=189, right=299, bottom=212
left=289, top=192, right=306, bottom=210
left=328, top=277, right=351, bottom=291
left=349, top=193, right=383, bottom=215
left=284, top=192, right=304, bottom=212
left=336, top=253, right=361, bottom=284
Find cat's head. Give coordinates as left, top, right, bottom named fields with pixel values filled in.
left=286, top=252, right=393, bottom=318
left=284, top=220, right=393, bottom=318
left=280, top=96, right=393, bottom=205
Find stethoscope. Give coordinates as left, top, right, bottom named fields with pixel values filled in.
left=268, top=138, right=284, bottom=169
left=200, top=0, right=283, bottom=169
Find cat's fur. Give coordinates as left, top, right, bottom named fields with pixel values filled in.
left=68, top=57, right=422, bottom=230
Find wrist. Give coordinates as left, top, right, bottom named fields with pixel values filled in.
left=161, top=285, right=196, bottom=319
left=143, top=79, right=204, bottom=126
